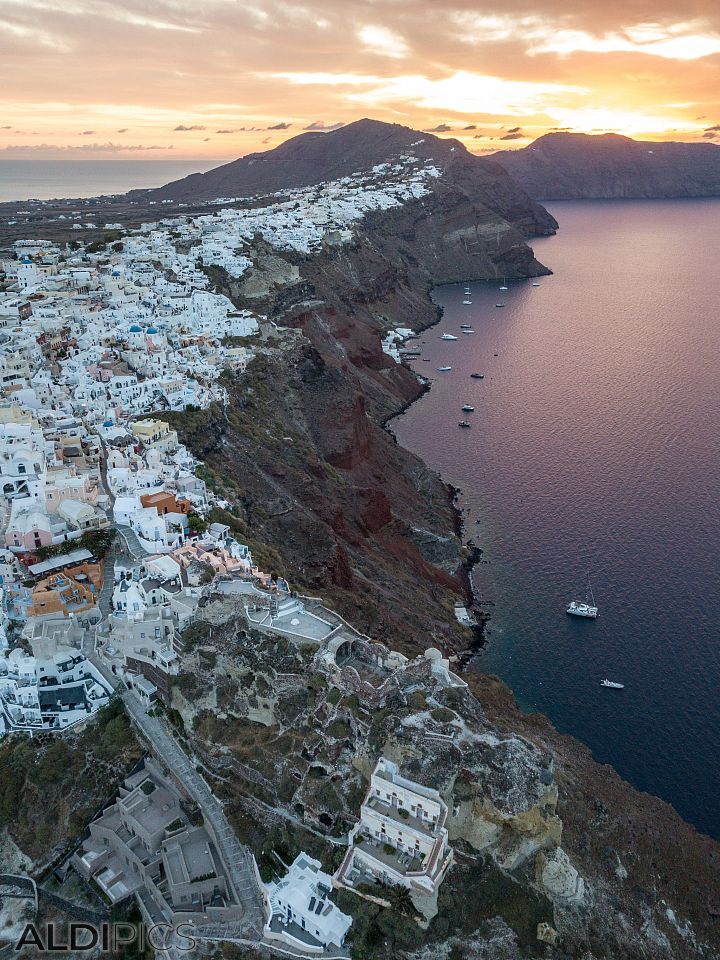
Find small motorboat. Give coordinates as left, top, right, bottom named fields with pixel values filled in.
left=470, top=373, right=484, bottom=379
left=462, top=329, right=475, bottom=334
left=458, top=420, right=471, bottom=428
left=495, top=303, right=505, bottom=308
left=532, top=281, right=540, bottom=287
left=460, top=323, right=472, bottom=329
left=437, top=366, right=452, bottom=372
left=600, top=679, right=624, bottom=689
left=441, top=333, right=458, bottom=341
left=462, top=404, right=475, bottom=412
left=499, top=284, right=508, bottom=291
left=463, top=299, right=473, bottom=305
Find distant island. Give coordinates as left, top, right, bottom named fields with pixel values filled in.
left=491, top=132, right=720, bottom=200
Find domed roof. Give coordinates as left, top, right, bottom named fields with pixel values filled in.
left=129, top=324, right=142, bottom=332
left=103, top=419, right=113, bottom=427
left=147, top=326, right=158, bottom=334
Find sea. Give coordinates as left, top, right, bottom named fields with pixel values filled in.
left=393, top=199, right=720, bottom=839
left=0, top=159, right=223, bottom=202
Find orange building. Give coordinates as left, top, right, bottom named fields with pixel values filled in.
left=139, top=491, right=192, bottom=516
left=29, top=561, right=103, bottom=619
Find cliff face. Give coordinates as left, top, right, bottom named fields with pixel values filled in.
left=171, top=604, right=720, bottom=960
left=173, top=177, right=552, bottom=654
left=491, top=132, right=720, bottom=199
left=163, top=137, right=720, bottom=957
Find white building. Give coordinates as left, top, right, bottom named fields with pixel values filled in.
left=334, top=757, right=453, bottom=898
left=264, top=853, right=351, bottom=953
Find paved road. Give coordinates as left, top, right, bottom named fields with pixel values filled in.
left=118, top=688, right=265, bottom=940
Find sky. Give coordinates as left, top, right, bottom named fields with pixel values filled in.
left=1, top=0, right=719, bottom=161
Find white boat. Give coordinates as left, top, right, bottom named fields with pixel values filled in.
left=462, top=329, right=475, bottom=334
left=441, top=333, right=458, bottom=341
left=566, top=578, right=598, bottom=619
left=495, top=303, right=505, bottom=308
left=460, top=323, right=472, bottom=328
left=600, top=679, right=624, bottom=689
left=437, top=366, right=452, bottom=372
left=463, top=299, right=473, bottom=305
left=499, top=284, right=508, bottom=291
left=462, top=404, right=475, bottom=412
left=532, top=281, right=540, bottom=287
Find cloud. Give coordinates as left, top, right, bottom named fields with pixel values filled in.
left=704, top=124, right=720, bottom=131
left=703, top=131, right=719, bottom=138
left=1, top=125, right=11, bottom=129
left=116, top=128, right=128, bottom=133
left=267, top=121, right=292, bottom=129
left=357, top=25, right=409, bottom=59
left=2, top=142, right=174, bottom=153
left=303, top=121, right=343, bottom=131
left=173, top=124, right=206, bottom=131
left=506, top=126, right=521, bottom=133
left=462, top=124, right=477, bottom=130
left=80, top=130, right=95, bottom=135
left=424, top=123, right=453, bottom=132
left=499, top=132, right=524, bottom=140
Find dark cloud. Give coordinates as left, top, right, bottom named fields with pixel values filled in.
left=506, top=126, right=521, bottom=133
left=424, top=123, right=453, bottom=132
left=704, top=124, right=720, bottom=131
left=499, top=132, right=523, bottom=140
left=303, top=121, right=343, bottom=131
left=703, top=131, right=718, bottom=138
left=3, top=142, right=174, bottom=153
left=462, top=124, right=477, bottom=130
left=267, top=122, right=292, bottom=129
left=1, top=125, right=11, bottom=129
left=116, top=128, right=128, bottom=133
left=80, top=130, right=95, bottom=135
left=173, top=124, right=206, bottom=131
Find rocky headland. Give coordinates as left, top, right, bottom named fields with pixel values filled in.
left=491, top=132, right=720, bottom=199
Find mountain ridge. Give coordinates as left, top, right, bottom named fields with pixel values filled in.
left=491, top=132, right=720, bottom=199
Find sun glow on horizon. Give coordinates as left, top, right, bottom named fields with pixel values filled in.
left=0, top=1, right=718, bottom=158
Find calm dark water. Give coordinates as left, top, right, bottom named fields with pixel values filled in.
left=393, top=200, right=720, bottom=838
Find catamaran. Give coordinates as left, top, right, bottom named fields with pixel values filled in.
left=566, top=578, right=598, bottom=619
left=600, top=679, right=624, bottom=689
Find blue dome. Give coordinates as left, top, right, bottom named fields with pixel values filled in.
left=147, top=326, right=158, bottom=334
left=103, top=419, right=113, bottom=427
left=129, top=324, right=142, bottom=333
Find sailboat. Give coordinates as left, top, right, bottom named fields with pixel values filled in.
left=566, top=576, right=598, bottom=619
left=600, top=679, right=624, bottom=689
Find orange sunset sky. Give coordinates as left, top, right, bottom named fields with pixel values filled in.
left=2, top=0, right=719, bottom=161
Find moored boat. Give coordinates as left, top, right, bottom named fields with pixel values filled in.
left=458, top=420, right=471, bottom=428
left=462, top=404, right=475, bottom=412
left=567, top=577, right=598, bottom=618
left=600, top=679, right=624, bottom=689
